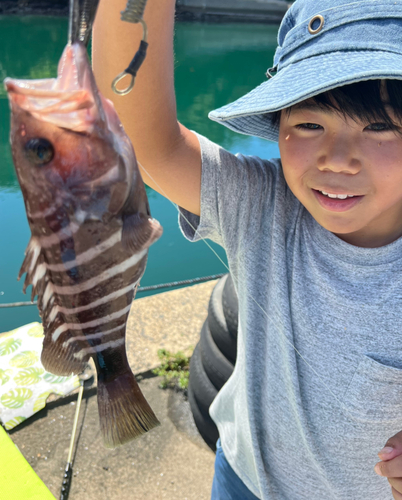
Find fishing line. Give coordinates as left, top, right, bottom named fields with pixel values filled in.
left=137, top=159, right=357, bottom=421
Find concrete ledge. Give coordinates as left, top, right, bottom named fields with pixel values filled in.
left=125, top=280, right=217, bottom=374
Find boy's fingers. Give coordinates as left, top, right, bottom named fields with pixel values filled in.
left=375, top=455, right=402, bottom=478
left=389, top=478, right=402, bottom=495
left=379, top=447, right=402, bottom=461
left=379, top=431, right=402, bottom=459
left=392, top=486, right=402, bottom=500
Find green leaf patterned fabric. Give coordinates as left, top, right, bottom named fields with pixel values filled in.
left=1, top=388, right=33, bottom=409
left=10, top=351, right=39, bottom=368
left=32, top=391, right=52, bottom=413
left=0, top=322, right=80, bottom=430
left=14, top=368, right=44, bottom=386
left=0, top=339, right=22, bottom=356
left=0, top=369, right=12, bottom=386
left=27, top=324, right=44, bottom=338
left=4, top=416, right=26, bottom=430
left=43, top=373, right=71, bottom=384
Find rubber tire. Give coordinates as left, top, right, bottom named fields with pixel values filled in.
left=189, top=343, right=218, bottom=416
left=208, top=275, right=237, bottom=364
left=200, top=320, right=234, bottom=391
left=222, top=273, right=238, bottom=337
left=188, top=381, right=218, bottom=451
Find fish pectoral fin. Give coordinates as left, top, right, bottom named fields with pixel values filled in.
left=108, top=181, right=129, bottom=215
left=107, top=156, right=130, bottom=215
left=122, top=213, right=163, bottom=253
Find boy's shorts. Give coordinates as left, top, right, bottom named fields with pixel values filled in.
left=211, top=439, right=260, bottom=500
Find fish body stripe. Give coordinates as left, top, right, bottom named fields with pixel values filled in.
left=51, top=303, right=132, bottom=341
left=38, top=221, right=80, bottom=248
left=28, top=204, right=60, bottom=220
left=46, top=230, right=122, bottom=271
left=51, top=249, right=147, bottom=296
left=28, top=166, right=120, bottom=221
left=47, top=282, right=136, bottom=323
left=63, top=323, right=126, bottom=347
left=73, top=337, right=126, bottom=360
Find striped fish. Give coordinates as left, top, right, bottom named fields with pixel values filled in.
left=4, top=37, right=162, bottom=447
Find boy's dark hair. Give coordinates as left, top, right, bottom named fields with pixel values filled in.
left=272, top=80, right=402, bottom=130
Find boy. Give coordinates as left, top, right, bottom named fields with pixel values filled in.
left=93, top=0, right=402, bottom=498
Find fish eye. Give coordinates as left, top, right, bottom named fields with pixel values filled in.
left=24, top=138, right=54, bottom=165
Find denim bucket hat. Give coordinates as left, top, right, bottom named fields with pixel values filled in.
left=208, top=0, right=402, bottom=142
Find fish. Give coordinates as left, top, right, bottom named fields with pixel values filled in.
left=4, top=0, right=163, bottom=448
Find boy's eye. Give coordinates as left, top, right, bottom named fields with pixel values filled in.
left=295, top=123, right=322, bottom=130
left=365, top=122, right=396, bottom=132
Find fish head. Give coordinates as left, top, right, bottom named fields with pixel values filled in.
left=5, top=42, right=135, bottom=223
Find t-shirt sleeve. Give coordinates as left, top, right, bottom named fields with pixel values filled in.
left=179, top=133, right=282, bottom=251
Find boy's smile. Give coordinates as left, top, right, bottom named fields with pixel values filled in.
left=278, top=101, right=402, bottom=248
left=313, top=189, right=363, bottom=212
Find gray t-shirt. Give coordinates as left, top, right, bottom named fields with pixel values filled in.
left=179, top=134, right=402, bottom=500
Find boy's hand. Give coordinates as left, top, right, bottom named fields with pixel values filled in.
left=375, top=431, right=402, bottom=499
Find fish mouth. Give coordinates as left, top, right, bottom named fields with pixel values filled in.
left=4, top=42, right=103, bottom=133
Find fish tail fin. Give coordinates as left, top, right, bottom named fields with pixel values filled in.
left=97, top=368, right=160, bottom=448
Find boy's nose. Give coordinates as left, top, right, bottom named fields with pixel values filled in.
left=317, top=135, right=362, bottom=175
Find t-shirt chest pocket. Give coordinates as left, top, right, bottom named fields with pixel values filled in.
left=343, top=355, right=402, bottom=423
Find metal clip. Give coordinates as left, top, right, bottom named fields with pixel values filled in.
left=266, top=66, right=278, bottom=79
left=112, top=72, right=135, bottom=95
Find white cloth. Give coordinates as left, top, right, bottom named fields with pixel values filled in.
left=0, top=322, right=79, bottom=430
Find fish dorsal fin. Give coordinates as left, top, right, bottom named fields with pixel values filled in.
left=19, top=237, right=88, bottom=376
left=18, top=237, right=48, bottom=302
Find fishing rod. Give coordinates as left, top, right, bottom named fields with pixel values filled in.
left=60, top=365, right=94, bottom=500
left=112, top=0, right=149, bottom=95
left=59, top=380, right=84, bottom=500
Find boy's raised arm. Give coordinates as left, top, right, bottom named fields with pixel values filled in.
left=92, top=0, right=202, bottom=216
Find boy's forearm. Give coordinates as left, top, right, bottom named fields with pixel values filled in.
left=92, top=0, right=180, bottom=167
left=93, top=0, right=202, bottom=215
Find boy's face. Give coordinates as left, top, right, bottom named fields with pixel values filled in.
left=279, top=100, right=402, bottom=247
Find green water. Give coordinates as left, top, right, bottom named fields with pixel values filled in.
left=0, top=17, right=280, bottom=331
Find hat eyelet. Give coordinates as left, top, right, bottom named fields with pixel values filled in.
left=308, top=15, right=324, bottom=35
left=266, top=66, right=278, bottom=79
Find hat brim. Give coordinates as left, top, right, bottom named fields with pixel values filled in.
left=208, top=50, right=402, bottom=142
